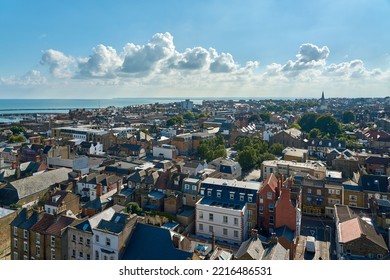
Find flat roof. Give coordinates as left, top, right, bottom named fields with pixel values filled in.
left=0, top=207, right=15, bottom=218
left=202, top=177, right=260, bottom=191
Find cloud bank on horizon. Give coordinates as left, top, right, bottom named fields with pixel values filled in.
left=1, top=32, right=389, bottom=98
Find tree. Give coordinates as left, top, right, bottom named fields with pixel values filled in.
left=316, top=114, right=341, bottom=137
left=309, top=128, right=321, bottom=139
left=198, top=135, right=226, bottom=162
left=8, top=135, right=26, bottom=143
left=269, top=143, right=284, bottom=156
left=126, top=202, right=143, bottom=215
left=259, top=112, right=272, bottom=123
left=197, top=112, right=207, bottom=119
left=183, top=111, right=195, bottom=121
left=166, top=116, right=183, bottom=127
left=238, top=148, right=257, bottom=171
left=298, top=112, right=318, bottom=132
left=9, top=126, right=27, bottom=135
left=342, top=111, right=355, bottom=124
left=289, top=122, right=301, bottom=130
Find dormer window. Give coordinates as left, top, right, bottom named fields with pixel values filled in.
left=230, top=192, right=235, bottom=200
left=207, top=190, right=212, bottom=196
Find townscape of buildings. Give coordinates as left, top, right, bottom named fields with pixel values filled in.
left=1, top=94, right=390, bottom=260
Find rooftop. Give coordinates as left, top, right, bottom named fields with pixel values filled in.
left=202, top=177, right=260, bottom=191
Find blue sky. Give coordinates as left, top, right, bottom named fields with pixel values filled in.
left=0, top=0, right=389, bottom=99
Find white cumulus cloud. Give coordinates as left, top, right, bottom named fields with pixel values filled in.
left=78, top=45, right=122, bottom=78
left=40, top=49, right=76, bottom=78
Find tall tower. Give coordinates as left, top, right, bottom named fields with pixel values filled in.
left=319, top=91, right=327, bottom=111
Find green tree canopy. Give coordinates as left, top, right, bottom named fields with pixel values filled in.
left=298, top=112, right=318, bottom=132
left=183, top=111, right=195, bottom=121
left=8, top=135, right=26, bottom=143
left=198, top=135, right=226, bottom=162
left=166, top=116, right=183, bottom=127
left=342, top=111, right=355, bottom=124
left=269, top=143, right=284, bottom=156
left=259, top=112, right=272, bottom=123
left=316, top=114, right=341, bottom=137
left=309, top=128, right=321, bottom=139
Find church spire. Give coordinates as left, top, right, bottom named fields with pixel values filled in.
left=321, top=91, right=325, bottom=100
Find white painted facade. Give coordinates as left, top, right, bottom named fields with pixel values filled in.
left=92, top=229, right=119, bottom=260
left=196, top=200, right=246, bottom=245
left=152, top=145, right=177, bottom=160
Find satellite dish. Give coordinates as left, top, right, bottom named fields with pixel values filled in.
left=375, top=193, right=381, bottom=199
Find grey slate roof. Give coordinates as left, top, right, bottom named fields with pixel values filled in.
left=0, top=168, right=70, bottom=205
left=235, top=236, right=265, bottom=260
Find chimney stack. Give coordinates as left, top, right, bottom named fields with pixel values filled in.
left=211, top=231, right=216, bottom=252
left=96, top=183, right=103, bottom=197
left=251, top=229, right=258, bottom=239
left=12, top=161, right=17, bottom=169
left=35, top=155, right=41, bottom=163
left=16, top=165, right=21, bottom=180
left=117, top=179, right=122, bottom=194
left=270, top=232, right=278, bottom=245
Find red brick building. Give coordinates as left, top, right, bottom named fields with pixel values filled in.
left=258, top=173, right=279, bottom=233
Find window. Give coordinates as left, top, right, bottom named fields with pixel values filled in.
left=209, top=213, right=214, bottom=221
left=223, top=228, right=228, bottom=235
left=259, top=206, right=263, bottom=214
left=230, top=193, right=235, bottom=200
left=23, top=241, right=28, bottom=252
left=86, top=239, right=90, bottom=247
left=72, top=250, right=75, bottom=258
left=35, top=232, right=40, bottom=243
left=269, top=215, right=274, bottom=225
left=192, top=196, right=196, bottom=201
left=217, top=191, right=221, bottom=198
left=51, top=236, right=55, bottom=247
left=377, top=254, right=383, bottom=260
left=200, top=188, right=205, bottom=195
left=234, top=230, right=238, bottom=238
left=267, top=192, right=272, bottom=200
left=207, top=190, right=212, bottom=196
left=317, top=189, right=322, bottom=195
left=199, top=223, right=203, bottom=231
left=72, top=235, right=76, bottom=242
left=234, top=217, right=238, bottom=226
left=349, top=195, right=357, bottom=202
left=248, top=196, right=253, bottom=203
left=51, top=248, right=55, bottom=260
left=106, top=238, right=111, bottom=247
left=199, top=211, right=203, bottom=219
left=192, top=185, right=197, bottom=191
left=95, top=251, right=99, bottom=260
left=259, top=195, right=263, bottom=204
left=13, top=252, right=18, bottom=260
left=209, top=225, right=213, bottom=233
left=13, top=226, right=17, bottom=236
left=87, top=254, right=91, bottom=260
left=349, top=202, right=357, bottom=207
left=79, top=252, right=83, bottom=258
left=307, top=196, right=312, bottom=203
left=223, top=216, right=228, bottom=224
left=316, top=198, right=323, bottom=206
left=95, top=235, right=99, bottom=243
left=79, top=236, right=83, bottom=244
left=185, top=184, right=190, bottom=190
left=268, top=203, right=274, bottom=212
left=247, top=222, right=252, bottom=232
left=36, top=246, right=40, bottom=257
left=248, top=210, right=253, bottom=219
left=383, top=195, right=388, bottom=200
left=13, top=238, right=18, bottom=248
left=104, top=255, right=108, bottom=260
left=336, top=190, right=340, bottom=195
left=240, top=194, right=244, bottom=201
left=23, top=230, right=27, bottom=239
left=328, top=189, right=334, bottom=194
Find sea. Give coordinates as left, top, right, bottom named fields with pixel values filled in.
left=0, top=98, right=204, bottom=123
left=0, top=97, right=292, bottom=123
